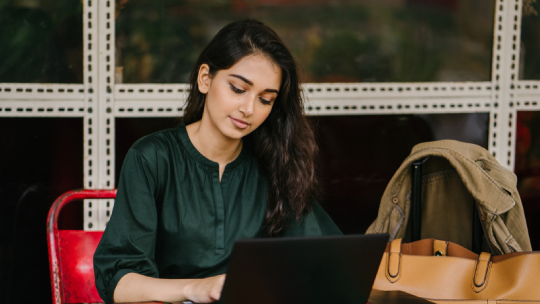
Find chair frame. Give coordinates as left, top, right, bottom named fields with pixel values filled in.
left=47, top=189, right=116, bottom=304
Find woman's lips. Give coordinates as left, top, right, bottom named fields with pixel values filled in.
left=230, top=117, right=249, bottom=129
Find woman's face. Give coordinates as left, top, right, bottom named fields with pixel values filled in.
left=198, top=54, right=282, bottom=140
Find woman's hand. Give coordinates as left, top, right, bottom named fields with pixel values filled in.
left=113, top=272, right=226, bottom=304
left=183, top=274, right=226, bottom=303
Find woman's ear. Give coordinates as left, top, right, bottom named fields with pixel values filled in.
left=197, top=64, right=211, bottom=94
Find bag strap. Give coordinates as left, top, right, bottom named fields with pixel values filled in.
left=387, top=238, right=494, bottom=289
left=433, top=239, right=449, bottom=256
left=473, top=252, right=492, bottom=292
left=386, top=238, right=403, bottom=283
left=410, top=158, right=428, bottom=242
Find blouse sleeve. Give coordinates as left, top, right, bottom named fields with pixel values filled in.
left=280, top=202, right=343, bottom=237
left=93, top=148, right=160, bottom=304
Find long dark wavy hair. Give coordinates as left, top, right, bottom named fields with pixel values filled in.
left=183, top=19, right=319, bottom=236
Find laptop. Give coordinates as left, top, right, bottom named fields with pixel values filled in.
left=218, top=233, right=389, bottom=304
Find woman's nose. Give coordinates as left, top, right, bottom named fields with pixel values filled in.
left=238, top=96, right=254, bottom=117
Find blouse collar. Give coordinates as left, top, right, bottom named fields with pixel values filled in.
left=177, top=122, right=250, bottom=170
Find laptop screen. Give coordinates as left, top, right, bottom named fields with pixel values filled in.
left=219, top=234, right=389, bottom=304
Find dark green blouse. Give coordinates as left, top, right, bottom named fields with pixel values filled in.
left=93, top=123, right=341, bottom=304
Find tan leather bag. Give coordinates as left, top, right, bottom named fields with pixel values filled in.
left=373, top=238, right=540, bottom=303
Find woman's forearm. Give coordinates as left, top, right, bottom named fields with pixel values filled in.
left=113, top=272, right=189, bottom=303
left=113, top=272, right=226, bottom=304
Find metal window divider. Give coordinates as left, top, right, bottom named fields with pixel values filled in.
left=0, top=1, right=538, bottom=230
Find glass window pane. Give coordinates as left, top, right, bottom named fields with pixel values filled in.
left=516, top=111, right=540, bottom=250
left=115, top=114, right=489, bottom=236
left=0, top=1, right=83, bottom=83
left=0, top=118, right=83, bottom=302
left=115, top=117, right=180, bottom=186
left=313, top=113, right=489, bottom=234
left=116, top=0, right=494, bottom=83
left=520, top=0, right=540, bottom=80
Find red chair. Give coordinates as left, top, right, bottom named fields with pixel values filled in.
left=47, top=189, right=116, bottom=304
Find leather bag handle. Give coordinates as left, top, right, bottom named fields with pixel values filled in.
left=472, top=252, right=492, bottom=292
left=386, top=238, right=403, bottom=283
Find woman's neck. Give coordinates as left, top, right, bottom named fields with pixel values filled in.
left=185, top=120, right=243, bottom=170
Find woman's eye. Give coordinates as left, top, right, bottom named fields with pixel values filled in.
left=259, top=97, right=272, bottom=105
left=229, top=83, right=244, bottom=94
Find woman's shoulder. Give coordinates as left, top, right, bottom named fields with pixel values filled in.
left=129, top=125, right=184, bottom=160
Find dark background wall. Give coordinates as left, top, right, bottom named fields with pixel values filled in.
left=1, top=113, right=540, bottom=304
left=0, top=118, right=83, bottom=303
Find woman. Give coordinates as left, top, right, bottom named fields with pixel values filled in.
left=94, top=19, right=341, bottom=304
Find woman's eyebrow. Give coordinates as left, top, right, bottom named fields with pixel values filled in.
left=230, top=74, right=279, bottom=94
left=230, top=74, right=253, bottom=86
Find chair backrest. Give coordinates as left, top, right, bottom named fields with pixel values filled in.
left=47, top=189, right=116, bottom=304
